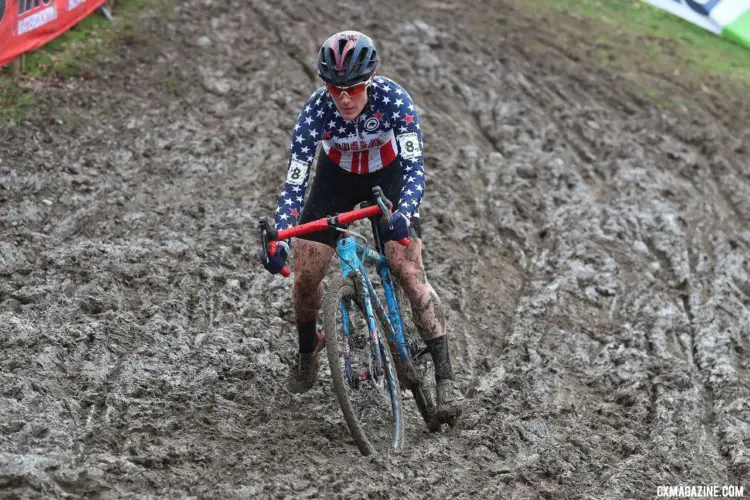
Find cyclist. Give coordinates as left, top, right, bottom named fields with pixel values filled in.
left=260, top=30, right=462, bottom=422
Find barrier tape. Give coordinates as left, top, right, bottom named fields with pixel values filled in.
left=640, top=0, right=750, bottom=49
left=0, top=0, right=106, bottom=68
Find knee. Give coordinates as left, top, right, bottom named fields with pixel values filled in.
left=394, top=261, right=428, bottom=297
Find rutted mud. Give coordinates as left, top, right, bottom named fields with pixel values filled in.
left=1, top=0, right=749, bottom=497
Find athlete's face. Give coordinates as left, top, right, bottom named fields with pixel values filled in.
left=330, top=90, right=368, bottom=121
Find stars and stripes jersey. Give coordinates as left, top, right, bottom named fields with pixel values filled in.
left=273, top=75, right=425, bottom=232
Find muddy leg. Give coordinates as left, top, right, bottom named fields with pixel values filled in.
left=292, top=239, right=334, bottom=353
left=386, top=238, right=451, bottom=379
left=386, top=239, right=461, bottom=422
left=385, top=238, right=446, bottom=341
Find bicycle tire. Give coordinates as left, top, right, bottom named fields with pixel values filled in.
left=323, top=275, right=405, bottom=456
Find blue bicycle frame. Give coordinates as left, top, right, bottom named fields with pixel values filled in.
left=335, top=235, right=411, bottom=368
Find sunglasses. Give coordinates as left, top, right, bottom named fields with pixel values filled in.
left=326, top=78, right=372, bottom=98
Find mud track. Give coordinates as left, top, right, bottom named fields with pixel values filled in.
left=2, top=0, right=749, bottom=498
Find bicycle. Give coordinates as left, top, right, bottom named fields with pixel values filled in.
left=258, top=186, right=443, bottom=456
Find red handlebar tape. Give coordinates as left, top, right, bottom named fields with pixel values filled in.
left=276, top=205, right=383, bottom=241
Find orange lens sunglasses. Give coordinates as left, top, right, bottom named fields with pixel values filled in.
left=326, top=78, right=372, bottom=98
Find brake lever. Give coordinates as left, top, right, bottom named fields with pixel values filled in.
left=259, top=216, right=270, bottom=259
left=372, top=186, right=392, bottom=217
left=371, top=186, right=409, bottom=247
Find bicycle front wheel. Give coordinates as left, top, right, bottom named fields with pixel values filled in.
left=323, top=275, right=405, bottom=456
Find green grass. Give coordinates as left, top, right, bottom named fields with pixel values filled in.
left=522, top=0, right=750, bottom=91
left=22, top=13, right=112, bottom=78
left=13, top=0, right=157, bottom=78
left=0, top=80, right=35, bottom=123
left=640, top=85, right=692, bottom=111
left=0, top=0, right=172, bottom=124
left=164, top=78, right=183, bottom=97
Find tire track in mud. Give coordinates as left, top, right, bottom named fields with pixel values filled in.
left=2, top=0, right=750, bottom=497
left=409, top=0, right=750, bottom=489
left=665, top=139, right=750, bottom=480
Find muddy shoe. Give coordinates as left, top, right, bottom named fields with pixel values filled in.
left=286, top=332, right=325, bottom=394
left=436, top=379, right=463, bottom=425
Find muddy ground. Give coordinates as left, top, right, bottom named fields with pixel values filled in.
left=2, top=0, right=750, bottom=498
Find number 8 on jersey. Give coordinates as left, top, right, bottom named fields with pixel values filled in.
left=286, top=159, right=310, bottom=186
left=398, top=133, right=422, bottom=160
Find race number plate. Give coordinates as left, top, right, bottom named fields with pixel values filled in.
left=398, top=133, right=422, bottom=160
left=285, top=159, right=309, bottom=185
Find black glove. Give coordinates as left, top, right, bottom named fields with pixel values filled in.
left=259, top=240, right=289, bottom=275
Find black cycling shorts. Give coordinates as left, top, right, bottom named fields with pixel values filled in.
left=297, top=153, right=422, bottom=248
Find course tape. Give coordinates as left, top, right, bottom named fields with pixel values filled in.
left=0, top=0, right=106, bottom=68
left=640, top=0, right=750, bottom=49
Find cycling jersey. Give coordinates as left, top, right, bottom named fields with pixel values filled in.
left=274, top=76, right=425, bottom=232
left=294, top=152, right=422, bottom=248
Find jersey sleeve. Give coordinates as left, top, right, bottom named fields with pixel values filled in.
left=274, top=88, right=326, bottom=232
left=383, top=80, right=425, bottom=220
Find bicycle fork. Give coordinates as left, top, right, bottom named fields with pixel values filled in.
left=341, top=280, right=385, bottom=389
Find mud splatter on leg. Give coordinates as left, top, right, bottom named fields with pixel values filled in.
left=386, top=238, right=446, bottom=341
left=411, top=288, right=447, bottom=341
left=292, top=240, right=334, bottom=349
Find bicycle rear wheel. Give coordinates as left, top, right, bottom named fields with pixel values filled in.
left=323, top=275, right=405, bottom=456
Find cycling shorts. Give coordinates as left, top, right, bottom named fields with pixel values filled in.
left=296, top=153, right=422, bottom=248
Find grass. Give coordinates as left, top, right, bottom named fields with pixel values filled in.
left=0, top=81, right=35, bottom=122
left=0, top=0, right=172, bottom=124
left=1, top=0, right=154, bottom=79
left=518, top=0, right=750, bottom=93
left=22, top=11, right=117, bottom=79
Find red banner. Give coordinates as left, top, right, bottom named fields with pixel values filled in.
left=0, top=0, right=106, bottom=68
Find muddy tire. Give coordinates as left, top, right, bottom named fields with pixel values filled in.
left=323, top=276, right=405, bottom=456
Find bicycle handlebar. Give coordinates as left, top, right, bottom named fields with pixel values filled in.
left=258, top=187, right=409, bottom=278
